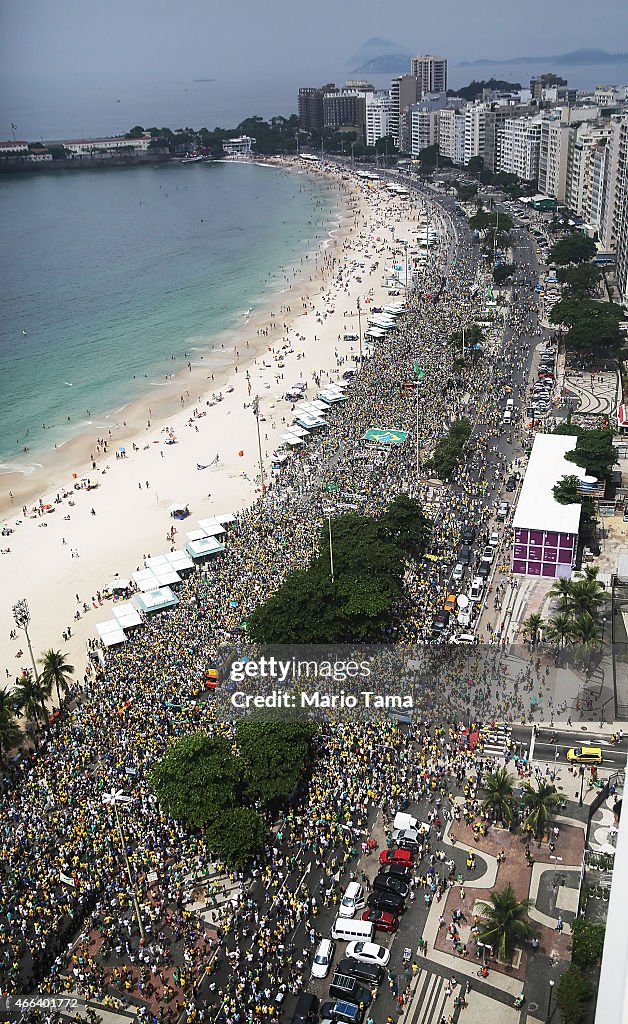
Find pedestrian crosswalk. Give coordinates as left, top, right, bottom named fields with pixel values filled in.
left=480, top=722, right=511, bottom=759
left=403, top=968, right=452, bottom=1024
left=183, top=865, right=242, bottom=922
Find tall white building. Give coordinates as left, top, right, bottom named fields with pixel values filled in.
left=614, top=117, right=628, bottom=304
left=565, top=122, right=614, bottom=224
left=464, top=104, right=486, bottom=164
left=365, top=92, right=395, bottom=147
left=409, top=107, right=440, bottom=155
left=390, top=75, right=421, bottom=149
left=538, top=113, right=571, bottom=201
left=497, top=115, right=542, bottom=181
left=410, top=54, right=448, bottom=94
left=438, top=108, right=465, bottom=165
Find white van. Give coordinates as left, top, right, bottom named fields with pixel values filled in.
left=505, top=398, right=514, bottom=411
left=393, top=811, right=419, bottom=832
left=338, top=881, right=366, bottom=918
left=331, top=917, right=375, bottom=942
left=503, top=410, right=512, bottom=424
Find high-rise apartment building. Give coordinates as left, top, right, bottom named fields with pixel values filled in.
left=497, top=115, right=542, bottom=181
left=614, top=117, right=628, bottom=305
left=438, top=108, right=465, bottom=165
left=298, top=85, right=337, bottom=133
left=530, top=73, right=567, bottom=100
left=323, top=92, right=367, bottom=137
left=538, top=113, right=571, bottom=201
left=365, top=92, right=396, bottom=147
left=410, top=54, right=448, bottom=94
left=389, top=75, right=421, bottom=149
left=407, top=94, right=447, bottom=156
left=464, top=104, right=486, bottom=164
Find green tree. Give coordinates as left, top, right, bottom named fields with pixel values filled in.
left=236, top=714, right=316, bottom=805
left=493, top=263, right=516, bottom=285
left=151, top=734, right=243, bottom=829
left=522, top=613, right=544, bottom=646
left=571, top=611, right=604, bottom=668
left=564, top=429, right=617, bottom=480
left=545, top=612, right=575, bottom=660
left=476, top=883, right=535, bottom=962
left=556, top=965, right=592, bottom=1024
left=522, top=780, right=561, bottom=842
left=13, top=670, right=51, bottom=739
left=566, top=580, right=605, bottom=618
left=549, top=577, right=574, bottom=608
left=549, top=234, right=597, bottom=265
left=379, top=494, right=432, bottom=555
left=205, top=807, right=266, bottom=869
left=571, top=917, right=606, bottom=968
left=38, top=648, right=74, bottom=708
left=557, top=263, right=602, bottom=296
left=552, top=474, right=581, bottom=505
left=0, top=688, right=21, bottom=760
left=481, top=768, right=515, bottom=824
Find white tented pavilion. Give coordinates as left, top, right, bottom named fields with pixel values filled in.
left=131, top=566, right=182, bottom=591
left=111, top=603, right=143, bottom=629
left=196, top=519, right=228, bottom=538
left=145, top=551, right=194, bottom=575
left=96, top=620, right=127, bottom=647
left=185, top=536, right=226, bottom=560
left=132, top=587, right=179, bottom=614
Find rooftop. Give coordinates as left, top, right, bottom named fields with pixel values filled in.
left=513, top=433, right=582, bottom=534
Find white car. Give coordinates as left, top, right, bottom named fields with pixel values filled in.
left=311, top=937, right=336, bottom=979
left=449, top=633, right=476, bottom=645
left=346, top=940, right=391, bottom=967
left=488, top=531, right=499, bottom=547
left=481, top=546, right=494, bottom=563
left=469, top=577, right=484, bottom=602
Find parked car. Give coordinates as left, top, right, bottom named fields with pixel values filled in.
left=391, top=827, right=421, bottom=847
left=481, top=546, right=494, bottom=563
left=496, top=502, right=509, bottom=521
left=468, top=577, right=484, bottom=602
left=366, top=890, right=406, bottom=915
left=431, top=610, right=450, bottom=634
left=339, top=882, right=366, bottom=918
left=477, top=561, right=491, bottom=579
left=361, top=908, right=399, bottom=933
left=444, top=593, right=457, bottom=613
left=489, top=531, right=499, bottom=547
left=320, top=999, right=365, bottom=1024
left=346, top=941, right=391, bottom=968
left=505, top=477, right=517, bottom=492
left=379, top=847, right=414, bottom=868
left=460, top=525, right=476, bottom=543
left=372, top=874, right=409, bottom=898
left=451, top=563, right=465, bottom=584
left=377, top=863, right=412, bottom=881
left=311, top=938, right=336, bottom=980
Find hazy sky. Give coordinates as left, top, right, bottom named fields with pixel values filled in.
left=2, top=0, right=627, bottom=81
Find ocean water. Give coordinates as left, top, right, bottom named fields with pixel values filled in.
left=0, top=161, right=337, bottom=469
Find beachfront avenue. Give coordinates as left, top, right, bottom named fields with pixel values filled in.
left=229, top=689, right=414, bottom=709
left=0, top=159, right=561, bottom=1022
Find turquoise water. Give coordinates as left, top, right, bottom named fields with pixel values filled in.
left=0, top=161, right=337, bottom=469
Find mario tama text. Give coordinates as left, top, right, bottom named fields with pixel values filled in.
left=230, top=689, right=414, bottom=710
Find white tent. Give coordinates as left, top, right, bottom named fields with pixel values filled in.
left=133, top=587, right=179, bottom=613
left=197, top=518, right=228, bottom=537
left=185, top=537, right=226, bottom=559
left=132, top=566, right=182, bottom=591
left=96, top=620, right=127, bottom=646
left=112, top=603, right=143, bottom=629
left=281, top=433, right=303, bottom=446
left=167, top=502, right=189, bottom=514
left=107, top=579, right=130, bottom=592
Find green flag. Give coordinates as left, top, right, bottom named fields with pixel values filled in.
left=413, top=364, right=426, bottom=381
left=325, top=481, right=338, bottom=492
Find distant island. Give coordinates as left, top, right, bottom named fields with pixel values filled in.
left=192, top=78, right=215, bottom=83
left=348, top=35, right=410, bottom=74
left=459, top=47, right=628, bottom=68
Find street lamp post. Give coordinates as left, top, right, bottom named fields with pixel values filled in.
left=12, top=599, right=40, bottom=683
left=103, top=789, right=145, bottom=942
left=578, top=764, right=586, bottom=807
left=546, top=979, right=555, bottom=1023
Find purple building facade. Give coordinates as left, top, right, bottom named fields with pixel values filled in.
left=512, top=527, right=578, bottom=577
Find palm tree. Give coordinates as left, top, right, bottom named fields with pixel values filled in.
left=481, top=767, right=515, bottom=824
left=565, top=579, right=605, bottom=618
left=548, top=577, right=574, bottom=610
left=581, top=565, right=600, bottom=582
left=545, top=612, right=575, bottom=662
left=522, top=613, right=544, bottom=647
left=571, top=612, right=603, bottom=671
left=522, top=780, right=561, bottom=844
left=13, top=670, right=52, bottom=742
left=476, top=882, right=535, bottom=962
left=38, top=649, right=74, bottom=708
left=0, top=688, right=21, bottom=761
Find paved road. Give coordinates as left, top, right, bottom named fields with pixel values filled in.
left=511, top=724, right=628, bottom=771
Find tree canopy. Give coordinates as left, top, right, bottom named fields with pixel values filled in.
left=557, top=263, right=602, bottom=296
left=236, top=714, right=316, bottom=805
left=563, top=428, right=617, bottom=480
left=249, top=497, right=432, bottom=644
left=549, top=297, right=624, bottom=357
left=427, top=418, right=472, bottom=479
left=151, top=734, right=243, bottom=829
left=549, top=233, right=597, bottom=265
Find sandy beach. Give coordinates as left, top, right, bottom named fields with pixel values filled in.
left=1, top=161, right=438, bottom=682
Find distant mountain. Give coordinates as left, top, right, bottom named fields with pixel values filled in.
left=459, top=48, right=628, bottom=68
left=352, top=54, right=412, bottom=74
left=348, top=36, right=410, bottom=74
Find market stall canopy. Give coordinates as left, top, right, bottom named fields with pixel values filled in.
left=112, top=603, right=142, bottom=629
left=197, top=519, right=228, bottom=537
left=185, top=536, right=226, bottom=559
left=167, top=502, right=189, bottom=514
left=108, top=579, right=130, bottom=592
left=133, top=587, right=179, bottom=614
left=96, top=620, right=127, bottom=646
left=131, top=566, right=182, bottom=591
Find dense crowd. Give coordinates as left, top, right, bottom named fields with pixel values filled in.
left=0, top=177, right=550, bottom=1020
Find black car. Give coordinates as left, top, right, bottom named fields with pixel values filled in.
left=372, top=874, right=409, bottom=898
left=367, top=890, right=406, bottom=914
left=291, top=991, right=320, bottom=1024
left=477, top=561, right=491, bottom=579
left=505, top=476, right=517, bottom=492
left=458, top=544, right=472, bottom=566
left=431, top=610, right=450, bottom=633
left=337, top=957, right=385, bottom=987
left=460, top=525, right=476, bottom=544
left=320, top=1001, right=364, bottom=1024
left=377, top=863, right=412, bottom=881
